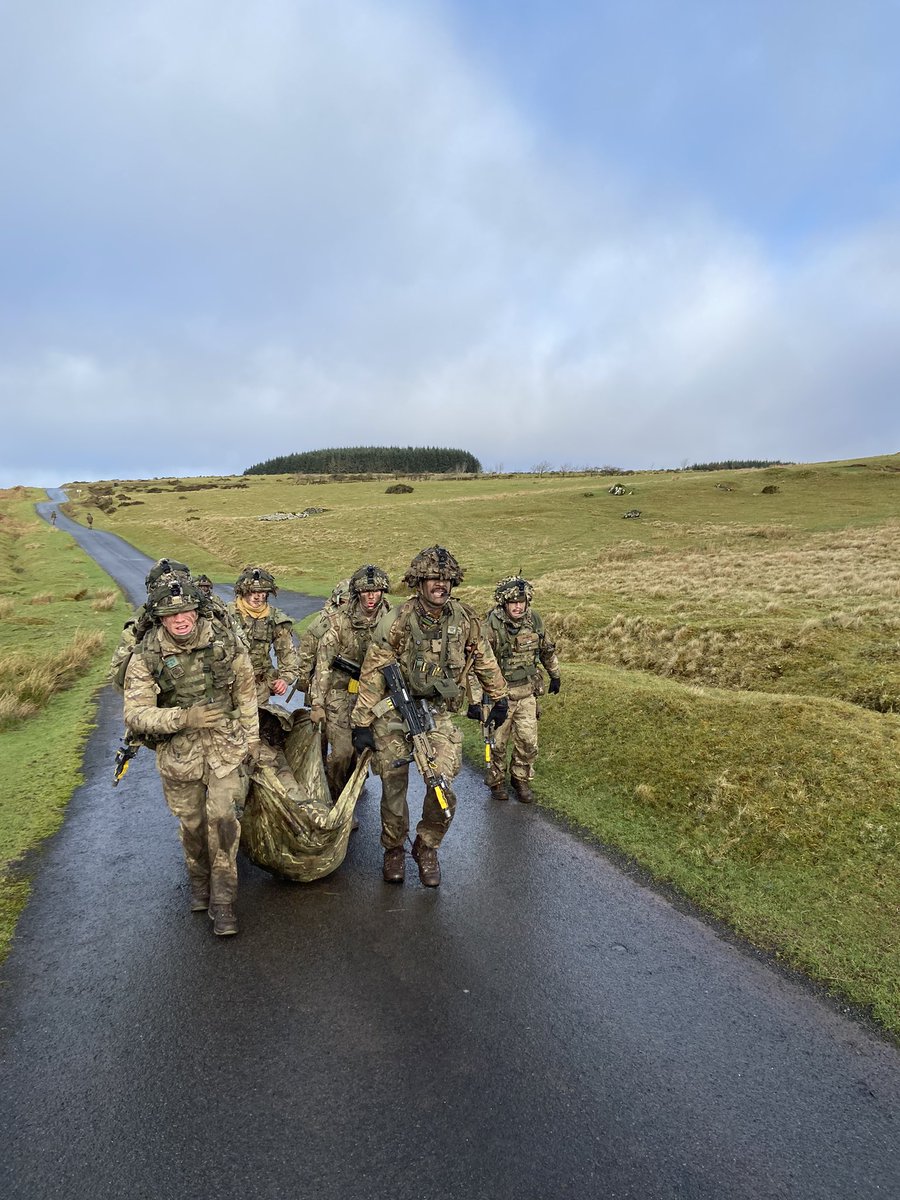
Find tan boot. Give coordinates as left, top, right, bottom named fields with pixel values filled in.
left=512, top=777, right=534, bottom=804
left=382, top=846, right=405, bottom=884
left=411, top=836, right=441, bottom=887
left=209, top=903, right=238, bottom=936
left=189, top=882, right=210, bottom=912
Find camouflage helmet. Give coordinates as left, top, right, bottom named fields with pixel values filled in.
left=195, top=573, right=214, bottom=594
left=147, top=577, right=202, bottom=618
left=330, top=578, right=352, bottom=606
left=350, top=564, right=390, bottom=596
left=234, top=565, right=278, bottom=596
left=495, top=575, right=534, bottom=606
left=402, top=545, right=464, bottom=588
left=144, top=558, right=191, bottom=592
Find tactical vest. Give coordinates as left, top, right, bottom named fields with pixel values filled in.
left=233, top=606, right=290, bottom=677
left=378, top=599, right=474, bottom=706
left=486, top=608, right=545, bottom=684
left=140, top=623, right=239, bottom=709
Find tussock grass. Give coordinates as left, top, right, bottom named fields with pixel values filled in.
left=0, top=492, right=128, bottom=959
left=91, top=591, right=118, bottom=612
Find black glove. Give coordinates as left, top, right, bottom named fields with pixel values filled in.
left=488, top=697, right=509, bottom=728
left=548, top=677, right=561, bottom=694
left=466, top=703, right=483, bottom=721
left=352, top=726, right=377, bottom=753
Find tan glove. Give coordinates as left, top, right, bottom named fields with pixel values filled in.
left=245, top=739, right=262, bottom=766
left=183, top=703, right=226, bottom=731
left=309, top=705, right=326, bottom=726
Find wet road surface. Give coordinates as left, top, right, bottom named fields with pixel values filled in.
left=1, top=493, right=898, bottom=1198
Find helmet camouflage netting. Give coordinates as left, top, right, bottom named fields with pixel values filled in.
left=144, top=558, right=191, bottom=592
left=234, top=565, right=278, bottom=596
left=350, top=564, right=390, bottom=595
left=148, top=577, right=203, bottom=618
left=495, top=575, right=534, bottom=605
left=402, top=545, right=464, bottom=588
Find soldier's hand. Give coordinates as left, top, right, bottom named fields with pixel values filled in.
left=183, top=703, right=226, bottom=731
left=270, top=678, right=288, bottom=696
left=352, top=725, right=377, bottom=753
left=488, top=697, right=509, bottom=729
left=466, top=703, right=483, bottom=721
left=548, top=677, right=561, bottom=695
left=309, top=704, right=326, bottom=726
left=245, top=739, right=262, bottom=765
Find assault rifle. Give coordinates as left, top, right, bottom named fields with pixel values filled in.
left=480, top=693, right=496, bottom=768
left=113, top=736, right=140, bottom=786
left=332, top=654, right=362, bottom=693
left=381, top=662, right=451, bottom=819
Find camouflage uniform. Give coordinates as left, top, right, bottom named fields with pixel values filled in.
left=123, top=610, right=258, bottom=912
left=353, top=594, right=507, bottom=851
left=310, top=568, right=390, bottom=799
left=228, top=567, right=300, bottom=707
left=483, top=578, right=560, bottom=798
left=294, top=579, right=351, bottom=697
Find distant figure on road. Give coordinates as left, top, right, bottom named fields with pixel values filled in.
left=350, top=545, right=508, bottom=888
left=482, top=576, right=561, bottom=804
left=50, top=509, right=57, bottom=527
left=86, top=512, right=93, bottom=530
left=123, top=576, right=259, bottom=936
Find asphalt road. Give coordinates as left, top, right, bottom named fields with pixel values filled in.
left=1, top=494, right=898, bottom=1199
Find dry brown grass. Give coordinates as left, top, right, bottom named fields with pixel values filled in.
left=0, top=629, right=106, bottom=730
left=91, top=592, right=118, bottom=612
left=29, top=592, right=54, bottom=606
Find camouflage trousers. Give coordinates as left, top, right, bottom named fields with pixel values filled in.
left=372, top=707, right=462, bottom=850
left=485, top=694, right=539, bottom=786
left=324, top=686, right=357, bottom=800
left=160, top=766, right=244, bottom=905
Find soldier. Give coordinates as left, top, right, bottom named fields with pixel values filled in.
left=295, top=578, right=351, bottom=699
left=123, top=576, right=258, bottom=936
left=309, top=565, right=391, bottom=801
left=351, top=545, right=508, bottom=887
left=228, top=566, right=300, bottom=706
left=86, top=512, right=93, bottom=529
left=195, top=573, right=214, bottom=599
left=50, top=509, right=57, bottom=527
left=481, top=576, right=561, bottom=803
left=108, top=558, right=193, bottom=689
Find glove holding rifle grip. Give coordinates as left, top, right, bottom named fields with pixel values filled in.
left=183, top=703, right=227, bottom=731
left=352, top=726, right=377, bottom=754
left=465, top=703, right=482, bottom=721
left=487, top=696, right=509, bottom=729
left=548, top=676, right=561, bottom=695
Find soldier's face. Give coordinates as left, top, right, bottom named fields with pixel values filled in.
left=506, top=599, right=527, bottom=620
left=247, top=589, right=268, bottom=606
left=421, top=578, right=450, bottom=609
left=359, top=589, right=382, bottom=612
left=161, top=610, right=198, bottom=637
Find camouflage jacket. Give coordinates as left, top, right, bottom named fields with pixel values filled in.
left=309, top=597, right=391, bottom=709
left=123, top=618, right=258, bottom=780
left=227, top=602, right=299, bottom=687
left=484, top=606, right=560, bottom=699
left=295, top=604, right=341, bottom=693
left=352, top=596, right=507, bottom=725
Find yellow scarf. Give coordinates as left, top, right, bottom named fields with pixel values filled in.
left=236, top=595, right=271, bottom=621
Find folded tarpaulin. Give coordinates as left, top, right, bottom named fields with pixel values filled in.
left=240, top=709, right=370, bottom=882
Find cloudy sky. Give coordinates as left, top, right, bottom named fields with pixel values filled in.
left=2, top=0, right=899, bottom=485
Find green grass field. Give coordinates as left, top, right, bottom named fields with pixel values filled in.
left=54, top=458, right=900, bottom=1029
left=0, top=489, right=129, bottom=958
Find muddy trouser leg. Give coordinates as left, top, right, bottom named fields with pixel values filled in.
left=373, top=718, right=411, bottom=850
left=161, top=776, right=209, bottom=894
left=161, top=768, right=243, bottom=906
left=325, top=690, right=356, bottom=800
left=485, top=700, right=515, bottom=787
left=509, top=695, right=539, bottom=784
left=415, top=710, right=462, bottom=850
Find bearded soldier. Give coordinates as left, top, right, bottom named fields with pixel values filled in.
left=295, top=578, right=351, bottom=699
left=351, top=545, right=508, bottom=887
left=481, top=576, right=560, bottom=803
left=309, top=565, right=391, bottom=801
left=123, top=577, right=259, bottom=936
left=228, top=566, right=300, bottom=706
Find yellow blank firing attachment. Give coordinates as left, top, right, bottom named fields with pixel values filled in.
left=434, top=785, right=449, bottom=811
left=484, top=745, right=492, bottom=765
left=348, top=680, right=359, bottom=693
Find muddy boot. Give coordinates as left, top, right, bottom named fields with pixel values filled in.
left=489, top=780, right=509, bottom=801
left=411, top=836, right=441, bottom=887
left=512, top=777, right=534, bottom=804
left=189, top=882, right=210, bottom=912
left=209, top=903, right=238, bottom=936
left=383, top=846, right=405, bottom=884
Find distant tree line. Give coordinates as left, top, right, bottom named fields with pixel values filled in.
left=687, top=459, right=789, bottom=472
left=244, top=446, right=482, bottom=475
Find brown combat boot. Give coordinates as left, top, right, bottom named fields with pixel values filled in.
left=512, top=777, right=534, bottom=804
left=189, top=883, right=210, bottom=912
left=382, top=845, right=405, bottom=884
left=489, top=780, right=509, bottom=801
left=208, top=903, right=238, bottom=936
left=411, top=836, right=441, bottom=887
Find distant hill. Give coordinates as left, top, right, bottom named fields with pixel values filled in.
left=243, top=445, right=482, bottom=475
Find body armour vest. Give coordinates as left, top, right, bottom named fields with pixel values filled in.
left=376, top=598, right=474, bottom=707
left=233, top=606, right=290, bottom=676
left=486, top=608, right=545, bottom=684
left=140, top=623, right=239, bottom=709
